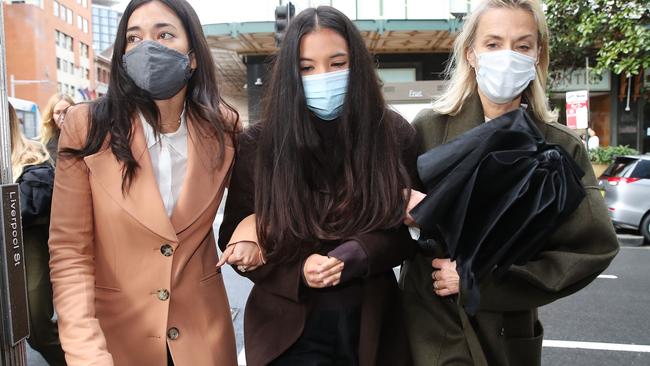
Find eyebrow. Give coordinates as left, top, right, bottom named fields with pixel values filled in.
left=483, top=34, right=535, bottom=41
left=126, top=22, right=177, bottom=32
left=299, top=52, right=348, bottom=61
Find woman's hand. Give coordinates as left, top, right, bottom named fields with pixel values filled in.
left=432, top=258, right=459, bottom=296
left=404, top=189, right=426, bottom=226
left=303, top=254, right=344, bottom=288
left=216, top=241, right=265, bottom=272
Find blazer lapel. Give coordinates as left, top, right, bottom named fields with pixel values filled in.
left=84, top=117, right=177, bottom=242
left=170, top=119, right=234, bottom=234
left=444, top=93, right=485, bottom=143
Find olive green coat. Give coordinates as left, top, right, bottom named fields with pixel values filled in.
left=399, top=95, right=620, bottom=366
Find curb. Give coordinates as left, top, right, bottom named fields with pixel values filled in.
left=617, top=234, right=645, bottom=247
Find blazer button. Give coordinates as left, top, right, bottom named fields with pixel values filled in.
left=157, top=289, right=170, bottom=301
left=160, top=244, right=174, bottom=257
left=499, top=327, right=506, bottom=337
left=167, top=327, right=180, bottom=340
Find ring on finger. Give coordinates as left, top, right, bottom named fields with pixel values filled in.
left=237, top=265, right=248, bottom=272
left=433, top=281, right=438, bottom=290
left=433, top=271, right=438, bottom=281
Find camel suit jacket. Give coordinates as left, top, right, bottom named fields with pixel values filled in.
left=48, top=104, right=237, bottom=366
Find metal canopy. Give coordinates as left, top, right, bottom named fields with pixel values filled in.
left=203, top=19, right=459, bottom=55
left=203, top=19, right=459, bottom=94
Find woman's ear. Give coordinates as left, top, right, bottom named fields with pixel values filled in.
left=190, top=50, right=197, bottom=70
left=466, top=47, right=477, bottom=69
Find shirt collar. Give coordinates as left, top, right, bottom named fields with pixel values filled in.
left=139, top=107, right=188, bottom=158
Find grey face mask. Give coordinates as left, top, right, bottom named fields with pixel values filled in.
left=122, top=40, right=193, bottom=100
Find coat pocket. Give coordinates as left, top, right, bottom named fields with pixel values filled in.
left=504, top=320, right=543, bottom=366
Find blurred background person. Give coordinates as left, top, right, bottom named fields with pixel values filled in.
left=10, top=101, right=66, bottom=365
left=39, top=94, right=75, bottom=165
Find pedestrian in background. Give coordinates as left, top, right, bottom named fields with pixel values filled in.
left=48, top=0, right=239, bottom=365
left=218, top=6, right=417, bottom=366
left=9, top=102, right=66, bottom=365
left=400, top=0, right=619, bottom=365
left=39, top=93, right=74, bottom=165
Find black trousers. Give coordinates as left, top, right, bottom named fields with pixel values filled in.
left=271, top=307, right=361, bottom=366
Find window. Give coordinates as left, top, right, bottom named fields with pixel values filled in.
left=82, top=0, right=87, bottom=7
left=55, top=30, right=60, bottom=46
left=77, top=15, right=82, bottom=29
left=56, top=57, right=61, bottom=70
left=85, top=68, right=90, bottom=80
left=92, top=7, right=98, bottom=16
left=62, top=60, right=68, bottom=73
left=632, top=161, right=650, bottom=179
left=83, top=19, right=89, bottom=33
left=101, top=34, right=109, bottom=43
left=93, top=33, right=100, bottom=43
left=100, top=8, right=108, bottom=17
left=101, top=25, right=109, bottom=34
left=67, top=9, right=73, bottom=25
left=93, top=15, right=99, bottom=25
left=59, top=5, right=66, bottom=21
left=53, top=1, right=59, bottom=17
left=81, top=43, right=89, bottom=58
left=66, top=35, right=73, bottom=51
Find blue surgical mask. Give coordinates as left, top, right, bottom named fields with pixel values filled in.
left=474, top=49, right=536, bottom=104
left=302, top=69, right=349, bottom=121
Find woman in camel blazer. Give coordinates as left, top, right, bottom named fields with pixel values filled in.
left=48, top=1, right=238, bottom=365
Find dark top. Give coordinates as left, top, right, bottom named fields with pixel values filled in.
left=218, top=110, right=418, bottom=366
left=16, top=162, right=55, bottom=227
left=45, top=132, right=60, bottom=165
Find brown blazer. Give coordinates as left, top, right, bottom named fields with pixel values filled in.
left=48, top=104, right=237, bottom=366
left=218, top=114, right=418, bottom=366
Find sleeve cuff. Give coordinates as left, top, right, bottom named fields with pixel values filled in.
left=328, top=240, right=368, bottom=283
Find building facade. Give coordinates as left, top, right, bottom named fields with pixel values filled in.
left=92, top=0, right=121, bottom=53
left=4, top=0, right=95, bottom=115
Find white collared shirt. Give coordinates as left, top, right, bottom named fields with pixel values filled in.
left=139, top=110, right=188, bottom=217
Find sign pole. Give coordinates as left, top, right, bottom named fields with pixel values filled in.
left=585, top=57, right=591, bottom=148
left=0, top=3, right=29, bottom=365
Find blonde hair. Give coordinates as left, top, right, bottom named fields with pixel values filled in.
left=9, top=102, right=50, bottom=180
left=40, top=93, right=74, bottom=146
left=433, top=0, right=557, bottom=123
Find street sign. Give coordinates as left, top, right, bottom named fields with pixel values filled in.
left=566, top=90, right=589, bottom=129
left=0, top=184, right=28, bottom=346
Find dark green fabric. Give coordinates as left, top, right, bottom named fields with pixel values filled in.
left=400, top=94, right=619, bottom=366
left=24, top=220, right=67, bottom=365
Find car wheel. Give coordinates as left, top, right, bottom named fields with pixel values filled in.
left=641, top=214, right=650, bottom=244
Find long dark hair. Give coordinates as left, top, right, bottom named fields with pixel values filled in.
left=61, top=0, right=238, bottom=191
left=255, top=6, right=410, bottom=262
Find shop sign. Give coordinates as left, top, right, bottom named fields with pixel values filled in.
left=549, top=68, right=611, bottom=92
left=566, top=90, right=589, bottom=129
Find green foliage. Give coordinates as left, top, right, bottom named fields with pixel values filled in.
left=545, top=0, right=650, bottom=78
left=589, top=145, right=639, bottom=164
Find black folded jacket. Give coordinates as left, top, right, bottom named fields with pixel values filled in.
left=410, top=107, right=586, bottom=315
